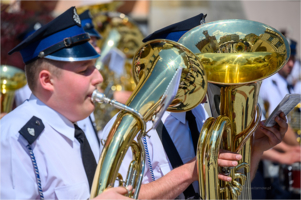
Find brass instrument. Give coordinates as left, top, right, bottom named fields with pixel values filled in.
left=92, top=11, right=145, bottom=131
left=179, top=19, right=290, bottom=199
left=0, top=65, right=26, bottom=113
left=287, top=103, right=301, bottom=144
left=90, top=40, right=207, bottom=198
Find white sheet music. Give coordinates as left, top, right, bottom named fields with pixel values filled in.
left=265, top=94, right=301, bottom=127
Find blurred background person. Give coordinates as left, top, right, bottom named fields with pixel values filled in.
left=252, top=39, right=301, bottom=199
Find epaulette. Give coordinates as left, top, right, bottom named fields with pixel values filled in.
left=19, top=116, right=45, bottom=145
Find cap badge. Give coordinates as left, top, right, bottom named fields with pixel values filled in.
left=27, top=128, right=35, bottom=136
left=34, top=22, right=42, bottom=31
left=73, top=8, right=81, bottom=26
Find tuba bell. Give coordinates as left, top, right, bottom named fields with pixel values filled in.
left=90, top=39, right=207, bottom=198
left=179, top=19, right=290, bottom=199
left=0, top=65, right=27, bottom=113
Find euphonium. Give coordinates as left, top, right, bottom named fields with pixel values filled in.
left=179, top=19, right=290, bottom=199
left=0, top=65, right=26, bottom=113
left=90, top=39, right=207, bottom=198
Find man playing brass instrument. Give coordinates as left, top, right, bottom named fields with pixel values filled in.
left=0, top=7, right=132, bottom=200
left=101, top=13, right=289, bottom=199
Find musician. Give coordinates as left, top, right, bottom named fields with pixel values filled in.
left=13, top=10, right=102, bottom=163
left=0, top=7, right=132, bottom=199
left=100, top=14, right=288, bottom=199
left=255, top=38, right=301, bottom=199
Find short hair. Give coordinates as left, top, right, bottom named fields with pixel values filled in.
left=25, top=59, right=62, bottom=92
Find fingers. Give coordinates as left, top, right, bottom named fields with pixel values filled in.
left=107, top=185, right=133, bottom=195
left=259, top=123, right=282, bottom=145
left=218, top=150, right=242, bottom=167
left=218, top=174, right=232, bottom=182
left=219, top=149, right=242, bottom=160
left=275, top=112, right=288, bottom=131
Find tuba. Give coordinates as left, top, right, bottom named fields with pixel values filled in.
left=0, top=65, right=26, bottom=113
left=179, top=19, right=290, bottom=199
left=90, top=39, right=207, bottom=198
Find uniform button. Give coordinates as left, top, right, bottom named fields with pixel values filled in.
left=157, top=167, right=161, bottom=172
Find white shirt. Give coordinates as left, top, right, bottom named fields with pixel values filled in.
left=15, top=84, right=31, bottom=107
left=100, top=104, right=209, bottom=199
left=14, top=85, right=100, bottom=161
left=0, top=95, right=98, bottom=199
left=260, top=73, right=294, bottom=115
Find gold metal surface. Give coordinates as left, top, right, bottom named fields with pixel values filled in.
left=179, top=19, right=289, bottom=85
left=132, top=39, right=207, bottom=112
left=0, top=65, right=26, bottom=113
left=90, top=40, right=207, bottom=199
left=179, top=19, right=290, bottom=199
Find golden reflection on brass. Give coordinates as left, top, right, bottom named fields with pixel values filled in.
left=132, top=39, right=207, bottom=112
left=0, top=65, right=26, bottom=113
left=90, top=40, right=207, bottom=199
left=179, top=19, right=290, bottom=199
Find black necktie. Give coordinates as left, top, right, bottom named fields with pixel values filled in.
left=74, top=124, right=97, bottom=189
left=186, top=111, right=199, bottom=153
left=287, top=83, right=293, bottom=94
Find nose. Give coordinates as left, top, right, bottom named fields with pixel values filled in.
left=92, top=68, right=103, bottom=86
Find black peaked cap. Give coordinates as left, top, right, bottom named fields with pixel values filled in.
left=9, top=6, right=81, bottom=55
left=143, top=13, right=206, bottom=43
left=79, top=10, right=91, bottom=20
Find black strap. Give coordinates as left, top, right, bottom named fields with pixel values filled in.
left=156, top=120, right=198, bottom=199
left=74, top=124, right=97, bottom=190
left=38, top=33, right=90, bottom=58
left=88, top=115, right=100, bottom=147
left=186, top=111, right=199, bottom=153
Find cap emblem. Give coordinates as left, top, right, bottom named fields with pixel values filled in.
left=27, top=128, right=35, bottom=136
left=34, top=23, right=42, bottom=31
left=73, top=8, right=81, bottom=26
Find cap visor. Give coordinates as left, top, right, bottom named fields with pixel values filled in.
left=86, top=29, right=102, bottom=39
left=45, top=42, right=100, bottom=62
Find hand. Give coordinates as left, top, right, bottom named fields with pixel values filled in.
left=217, top=149, right=242, bottom=182
left=281, top=150, right=301, bottom=164
left=93, top=186, right=133, bottom=200
left=253, top=112, right=288, bottom=154
left=187, top=150, right=242, bottom=183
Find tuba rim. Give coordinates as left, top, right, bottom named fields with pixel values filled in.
left=178, top=19, right=290, bottom=85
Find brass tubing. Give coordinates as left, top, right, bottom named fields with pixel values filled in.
left=200, top=116, right=231, bottom=200
left=198, top=117, right=215, bottom=199
left=234, top=104, right=262, bottom=153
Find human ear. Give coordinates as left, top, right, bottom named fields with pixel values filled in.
left=39, top=70, right=54, bottom=91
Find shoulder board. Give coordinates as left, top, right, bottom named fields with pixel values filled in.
left=19, top=116, right=45, bottom=145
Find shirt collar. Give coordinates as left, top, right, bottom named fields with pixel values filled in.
left=28, top=94, right=75, bottom=142
left=169, top=111, right=187, bottom=124
left=272, top=73, right=288, bottom=85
